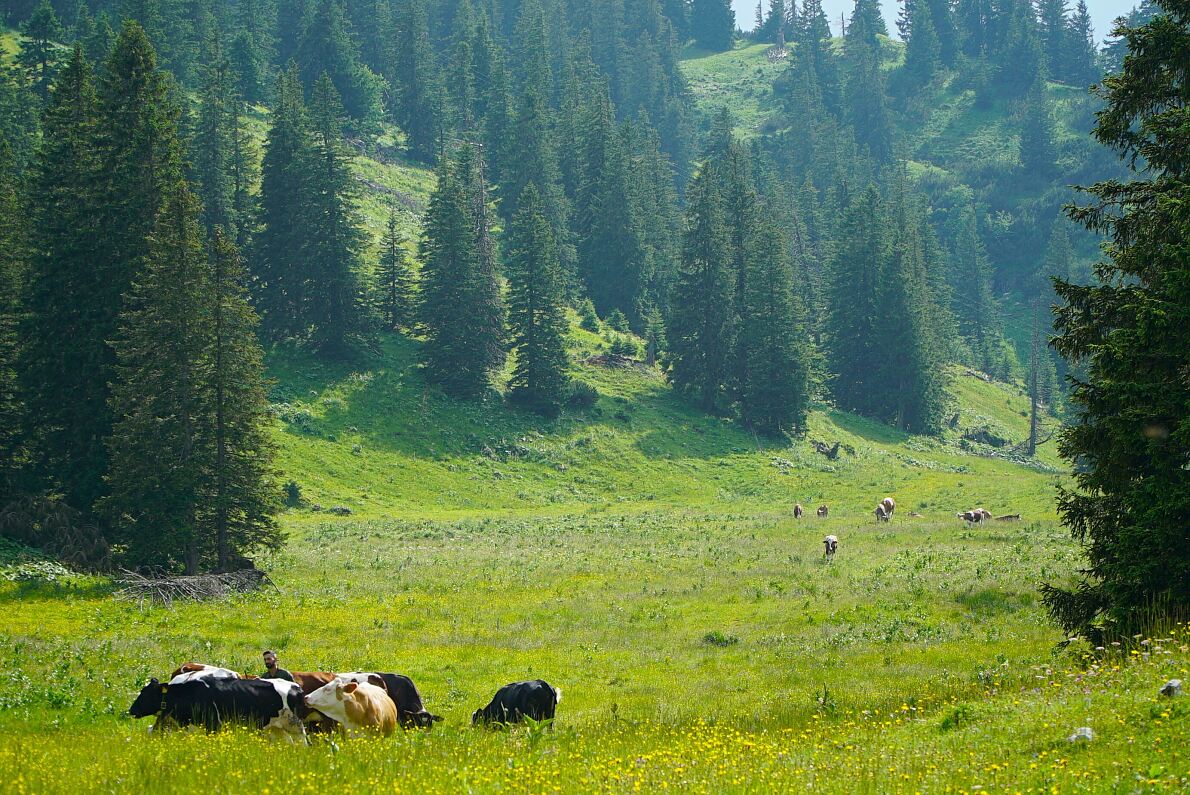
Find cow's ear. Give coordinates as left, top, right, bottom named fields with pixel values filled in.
left=343, top=682, right=358, bottom=694
left=149, top=677, right=159, bottom=685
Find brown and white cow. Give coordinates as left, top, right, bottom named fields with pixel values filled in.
left=794, top=503, right=805, bottom=519
left=880, top=497, right=896, bottom=518
left=304, top=679, right=397, bottom=737
left=957, top=508, right=993, bottom=525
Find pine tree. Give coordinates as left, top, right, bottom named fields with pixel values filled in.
left=903, top=0, right=942, bottom=86
left=952, top=207, right=1009, bottom=377
left=193, top=34, right=236, bottom=233
left=690, top=0, right=734, bottom=50
left=18, top=47, right=102, bottom=514
left=796, top=0, right=841, bottom=112
left=103, top=178, right=210, bottom=574
left=737, top=214, right=810, bottom=436
left=0, top=142, right=25, bottom=495
left=957, top=0, right=993, bottom=58
left=667, top=169, right=735, bottom=412
left=375, top=204, right=417, bottom=331
left=1036, top=0, right=1069, bottom=78
left=997, top=0, right=1044, bottom=98
left=662, top=0, right=692, bottom=41
left=844, top=0, right=893, bottom=162
left=418, top=145, right=506, bottom=397
left=83, top=11, right=116, bottom=64
left=252, top=64, right=309, bottom=340
left=1063, top=0, right=1096, bottom=85
left=393, top=0, right=446, bottom=162
left=303, top=73, right=368, bottom=357
left=506, top=185, right=570, bottom=416
left=17, top=0, right=64, bottom=100
left=296, top=0, right=383, bottom=126
left=203, top=226, right=281, bottom=571
left=1043, top=0, right=1190, bottom=635
left=1019, top=80, right=1056, bottom=177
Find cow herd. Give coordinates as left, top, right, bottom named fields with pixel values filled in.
left=129, top=663, right=561, bottom=744
left=792, top=496, right=1021, bottom=561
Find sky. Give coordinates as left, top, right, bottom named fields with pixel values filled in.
left=732, top=0, right=1137, bottom=44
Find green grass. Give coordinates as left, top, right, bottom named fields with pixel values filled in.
left=6, top=329, right=1187, bottom=792
left=680, top=41, right=787, bottom=137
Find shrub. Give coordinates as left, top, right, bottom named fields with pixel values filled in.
left=702, top=630, right=739, bottom=647
left=578, top=299, right=600, bottom=332
left=605, top=309, right=630, bottom=332
left=566, top=381, right=599, bottom=410
left=284, top=480, right=302, bottom=507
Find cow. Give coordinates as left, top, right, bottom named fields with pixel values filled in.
left=304, top=679, right=397, bottom=737
left=167, top=663, right=242, bottom=685
left=874, top=504, right=889, bottom=523
left=339, top=672, right=442, bottom=729
left=816, top=505, right=829, bottom=518
left=823, top=535, right=838, bottom=562
left=957, top=508, right=993, bottom=525
left=472, top=680, right=561, bottom=727
left=794, top=503, right=804, bottom=519
left=128, top=676, right=307, bottom=743
left=881, top=497, right=896, bottom=518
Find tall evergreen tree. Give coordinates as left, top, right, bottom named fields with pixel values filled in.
left=296, top=0, right=383, bottom=125
left=252, top=64, right=308, bottom=339
left=302, top=73, right=368, bottom=356
left=844, top=0, right=893, bottom=161
left=375, top=204, right=417, bottom=331
left=506, top=185, right=570, bottom=416
left=18, top=47, right=101, bottom=514
left=952, top=207, right=1010, bottom=377
left=737, top=214, right=810, bottom=436
left=902, top=0, right=942, bottom=86
left=690, top=0, right=734, bottom=50
left=667, top=169, right=735, bottom=412
left=102, top=177, right=209, bottom=574
left=192, top=34, right=236, bottom=233
left=203, top=226, right=281, bottom=571
left=1036, top=0, right=1069, bottom=77
left=0, top=142, right=25, bottom=496
left=1043, top=0, right=1190, bottom=635
left=392, top=0, right=446, bottom=161
left=1063, top=0, right=1097, bottom=85
left=418, top=145, right=505, bottom=396
left=18, top=0, right=64, bottom=100
left=825, top=187, right=887, bottom=418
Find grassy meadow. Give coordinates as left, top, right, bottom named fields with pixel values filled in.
left=2, top=328, right=1187, bottom=793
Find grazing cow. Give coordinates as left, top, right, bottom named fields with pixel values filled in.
left=794, top=503, right=804, bottom=519
left=473, top=680, right=561, bottom=727
left=816, top=505, right=829, bottom=518
left=881, top=497, right=896, bottom=518
left=957, top=508, right=993, bottom=525
left=874, top=504, right=889, bottom=523
left=304, top=679, right=397, bottom=737
left=129, top=676, right=307, bottom=743
left=340, top=672, right=442, bottom=729
left=823, top=535, right=838, bottom=562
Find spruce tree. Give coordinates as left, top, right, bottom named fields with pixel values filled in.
left=844, top=2, right=893, bottom=162
left=1063, top=0, right=1097, bottom=85
left=825, top=187, right=887, bottom=418
left=392, top=0, right=446, bottom=162
left=690, top=0, right=734, bottom=50
left=252, top=64, right=309, bottom=340
left=17, top=0, right=64, bottom=100
left=0, top=142, right=25, bottom=495
left=103, top=178, right=210, bottom=574
left=667, top=169, right=735, bottom=413
left=903, top=0, right=942, bottom=86
left=376, top=204, right=417, bottom=331
left=1036, top=0, right=1069, bottom=78
left=193, top=35, right=236, bottom=233
left=738, top=215, right=810, bottom=436
left=296, top=0, right=383, bottom=125
left=419, top=145, right=506, bottom=397
left=303, top=73, right=368, bottom=357
left=203, top=227, right=281, bottom=571
left=506, top=185, right=570, bottom=416
left=1043, top=0, right=1190, bottom=635
left=952, top=207, right=1009, bottom=378
left=19, top=47, right=103, bottom=515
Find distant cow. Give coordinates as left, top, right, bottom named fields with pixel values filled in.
left=816, top=505, right=829, bottom=518
left=823, top=535, right=838, bottom=562
left=338, top=672, right=442, bottom=728
left=874, top=504, right=890, bottom=523
left=129, top=676, right=307, bottom=743
left=305, top=679, right=397, bottom=737
left=473, top=680, right=561, bottom=727
left=794, top=503, right=804, bottom=519
left=881, top=497, right=896, bottom=518
left=957, top=508, right=993, bottom=525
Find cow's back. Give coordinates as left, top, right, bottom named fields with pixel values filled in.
left=343, top=683, right=398, bottom=735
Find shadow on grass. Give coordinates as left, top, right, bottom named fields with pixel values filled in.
left=0, top=578, right=116, bottom=604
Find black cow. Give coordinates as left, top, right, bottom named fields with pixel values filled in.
left=129, top=677, right=307, bottom=742
left=376, top=673, right=442, bottom=729
left=472, top=679, right=561, bottom=727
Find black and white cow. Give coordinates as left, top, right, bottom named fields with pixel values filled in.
left=472, top=680, right=561, bottom=726
left=129, top=676, right=308, bottom=743
left=823, top=534, right=838, bottom=562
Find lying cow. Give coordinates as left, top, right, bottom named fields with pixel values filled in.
left=995, top=514, right=1022, bottom=521
left=823, top=535, right=838, bottom=562
left=167, top=663, right=242, bottom=685
left=129, top=676, right=307, bottom=743
left=473, top=680, right=561, bottom=727
left=957, top=508, right=993, bottom=525
left=874, top=504, right=890, bottom=523
left=794, top=503, right=804, bottom=519
left=816, top=505, right=829, bottom=518
left=305, top=678, right=397, bottom=737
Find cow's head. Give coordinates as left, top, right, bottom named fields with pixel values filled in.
left=304, top=679, right=357, bottom=723
left=129, top=678, right=166, bottom=718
